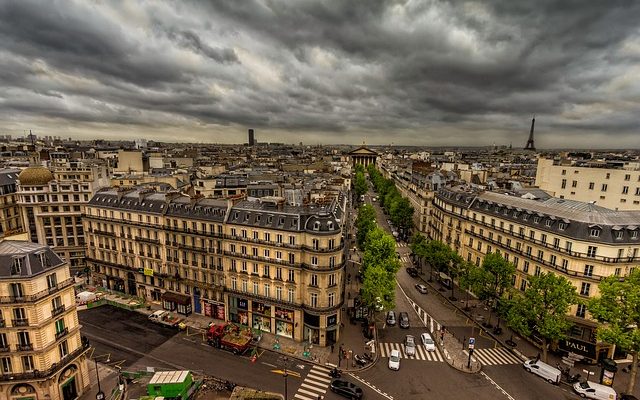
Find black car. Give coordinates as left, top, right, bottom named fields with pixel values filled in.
left=399, top=311, right=410, bottom=329
left=406, top=267, right=419, bottom=277
left=330, top=379, right=364, bottom=399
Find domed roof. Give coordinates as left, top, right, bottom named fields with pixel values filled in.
left=18, top=166, right=54, bottom=186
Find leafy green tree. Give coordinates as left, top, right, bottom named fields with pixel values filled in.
left=356, top=204, right=376, bottom=249
left=354, top=171, right=368, bottom=199
left=589, top=270, right=640, bottom=394
left=390, top=196, right=414, bottom=234
left=446, top=253, right=464, bottom=301
left=361, top=262, right=396, bottom=312
left=410, top=233, right=428, bottom=271
left=458, top=261, right=490, bottom=310
left=362, top=227, right=398, bottom=274
left=481, top=252, right=516, bottom=301
left=506, top=272, right=578, bottom=362
left=424, top=240, right=455, bottom=282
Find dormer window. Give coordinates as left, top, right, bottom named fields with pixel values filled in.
left=589, top=228, right=600, bottom=237
left=545, top=220, right=552, bottom=227
left=327, top=221, right=334, bottom=230
left=11, top=257, right=24, bottom=275
left=533, top=217, right=540, bottom=224
left=313, top=221, right=321, bottom=231
left=279, top=217, right=285, bottom=225
left=615, top=231, right=623, bottom=240
left=559, top=223, right=567, bottom=231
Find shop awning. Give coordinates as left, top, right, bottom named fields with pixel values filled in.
left=161, top=291, right=191, bottom=305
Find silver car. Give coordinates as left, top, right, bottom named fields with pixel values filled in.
left=386, top=311, right=396, bottom=326
left=405, top=335, right=416, bottom=356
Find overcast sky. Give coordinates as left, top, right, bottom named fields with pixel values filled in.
left=1, top=1, right=639, bottom=148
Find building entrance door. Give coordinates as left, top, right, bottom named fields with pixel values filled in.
left=61, top=377, right=78, bottom=400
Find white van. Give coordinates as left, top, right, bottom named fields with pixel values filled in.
left=523, top=359, right=561, bottom=385
left=573, top=381, right=617, bottom=400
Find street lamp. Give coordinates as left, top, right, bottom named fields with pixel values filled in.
left=92, top=353, right=110, bottom=400
left=280, top=356, right=290, bottom=400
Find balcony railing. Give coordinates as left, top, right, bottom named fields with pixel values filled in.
left=0, top=343, right=89, bottom=382
left=0, top=278, right=74, bottom=304
left=16, top=343, right=33, bottom=351
left=12, top=318, right=29, bottom=327
left=55, top=327, right=69, bottom=340
left=52, top=304, right=66, bottom=317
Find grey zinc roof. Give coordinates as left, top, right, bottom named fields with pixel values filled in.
left=479, top=191, right=640, bottom=226
left=0, top=168, right=20, bottom=186
left=0, top=241, right=65, bottom=278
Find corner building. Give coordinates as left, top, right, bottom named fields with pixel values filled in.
left=430, top=187, right=640, bottom=363
left=0, top=241, right=89, bottom=400
left=84, top=188, right=347, bottom=346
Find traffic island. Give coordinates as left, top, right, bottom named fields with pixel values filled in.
left=439, top=331, right=481, bottom=374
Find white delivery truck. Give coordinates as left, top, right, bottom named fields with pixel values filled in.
left=573, top=381, right=617, bottom=400
left=523, top=359, right=561, bottom=385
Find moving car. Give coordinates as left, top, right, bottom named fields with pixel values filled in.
left=405, top=335, right=416, bottom=356
left=421, top=332, right=436, bottom=351
left=523, top=359, right=561, bottom=385
left=388, top=349, right=401, bottom=371
left=399, top=312, right=410, bottom=329
left=415, top=284, right=428, bottom=294
left=386, top=311, right=397, bottom=326
left=406, top=267, right=419, bottom=277
left=330, top=379, right=364, bottom=399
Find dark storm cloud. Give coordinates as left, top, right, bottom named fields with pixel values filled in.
left=0, top=0, right=639, bottom=147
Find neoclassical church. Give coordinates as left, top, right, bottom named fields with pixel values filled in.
left=348, top=146, right=378, bottom=167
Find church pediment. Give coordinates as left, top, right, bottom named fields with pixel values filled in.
left=349, top=147, right=378, bottom=156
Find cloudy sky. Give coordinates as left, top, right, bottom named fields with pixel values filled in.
left=1, top=1, right=639, bottom=148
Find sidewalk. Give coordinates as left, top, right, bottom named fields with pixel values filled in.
left=79, top=361, right=123, bottom=400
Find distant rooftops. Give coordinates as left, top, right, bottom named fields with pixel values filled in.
left=0, top=241, right=65, bottom=278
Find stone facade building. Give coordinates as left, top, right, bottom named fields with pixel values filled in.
left=430, top=186, right=640, bottom=362
left=83, top=188, right=347, bottom=346
left=0, top=241, right=89, bottom=400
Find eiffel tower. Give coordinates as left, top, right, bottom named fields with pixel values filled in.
left=524, top=116, right=536, bottom=151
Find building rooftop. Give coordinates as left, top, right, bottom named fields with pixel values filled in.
left=0, top=241, right=65, bottom=278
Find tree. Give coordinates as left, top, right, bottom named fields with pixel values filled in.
left=354, top=171, right=368, bottom=200
left=481, top=252, right=516, bottom=301
left=446, top=253, right=464, bottom=301
left=356, top=204, right=376, bottom=249
left=506, top=272, right=578, bottom=363
left=361, top=263, right=396, bottom=312
left=390, top=197, right=414, bottom=236
left=589, top=270, right=640, bottom=394
left=458, top=261, right=490, bottom=310
left=410, top=233, right=427, bottom=271
left=362, top=227, right=398, bottom=274
left=424, top=240, right=455, bottom=282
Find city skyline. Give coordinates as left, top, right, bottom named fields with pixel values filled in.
left=1, top=1, right=639, bottom=148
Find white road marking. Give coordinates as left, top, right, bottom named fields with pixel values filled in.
left=481, top=371, right=516, bottom=400
left=348, top=373, right=394, bottom=400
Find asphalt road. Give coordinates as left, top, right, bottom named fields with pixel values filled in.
left=79, top=305, right=378, bottom=400
left=363, top=189, right=581, bottom=400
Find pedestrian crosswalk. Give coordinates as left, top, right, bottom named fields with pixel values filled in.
left=400, top=256, right=411, bottom=263
left=378, top=342, right=444, bottom=362
left=294, top=365, right=331, bottom=400
left=396, top=242, right=407, bottom=247
left=463, top=347, right=523, bottom=366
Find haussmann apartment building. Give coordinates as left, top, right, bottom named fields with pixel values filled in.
left=430, top=186, right=640, bottom=364
left=0, top=240, right=90, bottom=400
left=83, top=187, right=347, bottom=346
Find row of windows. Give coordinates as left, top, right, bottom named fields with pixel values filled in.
left=0, top=340, right=69, bottom=374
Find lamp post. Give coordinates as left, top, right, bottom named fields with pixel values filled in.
left=93, top=354, right=110, bottom=400
left=280, top=356, right=290, bottom=400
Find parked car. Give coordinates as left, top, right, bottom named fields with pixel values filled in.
left=407, top=267, right=419, bottom=277
left=415, top=284, right=428, bottom=294
left=405, top=335, right=416, bottom=356
left=388, top=349, right=401, bottom=371
left=330, top=379, right=364, bottom=399
left=386, top=311, right=397, bottom=326
left=523, top=359, right=561, bottom=385
left=421, top=332, right=436, bottom=351
left=573, top=381, right=617, bottom=400
left=399, top=312, right=410, bottom=329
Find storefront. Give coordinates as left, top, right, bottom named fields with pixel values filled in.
left=275, top=307, right=295, bottom=339
left=303, top=312, right=320, bottom=345
left=204, top=299, right=226, bottom=321
left=326, top=314, right=338, bottom=345
left=251, top=301, right=272, bottom=332
left=161, top=291, right=192, bottom=316
left=228, top=296, right=249, bottom=326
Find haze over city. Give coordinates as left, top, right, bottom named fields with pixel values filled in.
left=1, top=0, right=640, bottom=148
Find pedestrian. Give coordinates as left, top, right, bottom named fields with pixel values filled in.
left=331, top=344, right=335, bottom=353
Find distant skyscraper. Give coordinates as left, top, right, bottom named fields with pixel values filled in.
left=524, top=116, right=536, bottom=151
left=248, top=129, right=255, bottom=146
